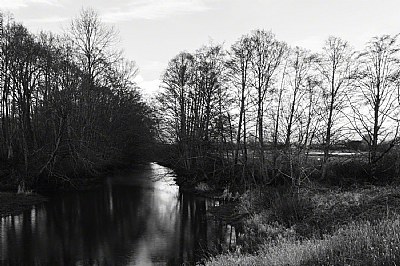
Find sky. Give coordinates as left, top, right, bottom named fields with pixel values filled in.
left=1, top=0, right=400, bottom=97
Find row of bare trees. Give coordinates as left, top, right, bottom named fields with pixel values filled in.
left=158, top=30, right=400, bottom=186
left=0, top=10, right=155, bottom=190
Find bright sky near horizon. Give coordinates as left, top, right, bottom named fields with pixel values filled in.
left=1, top=0, right=400, bottom=97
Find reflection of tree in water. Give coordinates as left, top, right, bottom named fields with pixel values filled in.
left=1, top=186, right=152, bottom=265
left=169, top=190, right=223, bottom=265
left=0, top=164, right=231, bottom=265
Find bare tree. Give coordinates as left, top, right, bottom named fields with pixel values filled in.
left=349, top=35, right=400, bottom=176
left=300, top=76, right=321, bottom=160
left=0, top=10, right=155, bottom=190
left=0, top=13, right=14, bottom=160
left=317, top=36, right=354, bottom=178
left=69, top=8, right=120, bottom=84
left=250, top=30, right=287, bottom=181
left=226, top=34, right=253, bottom=167
left=159, top=52, right=195, bottom=170
left=283, top=47, right=316, bottom=148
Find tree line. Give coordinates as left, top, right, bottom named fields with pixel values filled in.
left=157, top=30, right=400, bottom=187
left=0, top=9, right=155, bottom=190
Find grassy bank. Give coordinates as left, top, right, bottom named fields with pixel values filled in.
left=207, top=185, right=400, bottom=265
left=0, top=192, right=47, bottom=217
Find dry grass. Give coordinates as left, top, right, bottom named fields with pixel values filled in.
left=207, top=186, right=400, bottom=265
left=207, top=216, right=400, bottom=266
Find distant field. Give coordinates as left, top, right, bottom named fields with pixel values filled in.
left=232, top=149, right=369, bottom=163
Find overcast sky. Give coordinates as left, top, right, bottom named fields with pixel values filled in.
left=1, top=0, right=400, bottom=96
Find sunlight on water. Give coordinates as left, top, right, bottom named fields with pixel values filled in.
left=0, top=217, right=8, bottom=259
left=0, top=163, right=227, bottom=265
left=30, top=207, right=36, bottom=232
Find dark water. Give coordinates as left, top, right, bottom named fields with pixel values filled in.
left=0, top=163, right=233, bottom=265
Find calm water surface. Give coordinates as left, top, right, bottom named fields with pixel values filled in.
left=0, top=163, right=231, bottom=265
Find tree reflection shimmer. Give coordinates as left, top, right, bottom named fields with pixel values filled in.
left=0, top=163, right=228, bottom=265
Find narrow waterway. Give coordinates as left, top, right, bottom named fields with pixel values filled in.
left=0, top=163, right=233, bottom=265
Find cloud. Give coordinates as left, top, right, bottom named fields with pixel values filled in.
left=25, top=16, right=68, bottom=23
left=101, top=0, right=211, bottom=22
left=0, top=0, right=59, bottom=10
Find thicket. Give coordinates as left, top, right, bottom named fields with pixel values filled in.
left=157, top=30, right=400, bottom=189
left=151, top=24, right=400, bottom=266
left=0, top=10, right=155, bottom=191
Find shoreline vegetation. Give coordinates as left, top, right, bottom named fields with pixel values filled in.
left=0, top=8, right=156, bottom=223
left=0, top=192, right=46, bottom=218
left=160, top=152, right=400, bottom=265
left=0, top=163, right=148, bottom=218
left=0, top=9, right=155, bottom=193
left=162, top=157, right=400, bottom=265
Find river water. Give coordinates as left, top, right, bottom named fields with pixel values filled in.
left=0, top=163, right=233, bottom=265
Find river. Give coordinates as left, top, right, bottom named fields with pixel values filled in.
left=0, top=163, right=233, bottom=265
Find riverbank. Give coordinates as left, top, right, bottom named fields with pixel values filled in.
left=157, top=155, right=400, bottom=264
left=206, top=184, right=400, bottom=265
left=0, top=163, right=159, bottom=219
left=0, top=164, right=143, bottom=217
left=156, top=159, right=240, bottom=200
left=0, top=192, right=47, bottom=217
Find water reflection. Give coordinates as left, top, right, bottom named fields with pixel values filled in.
left=0, top=163, right=231, bottom=265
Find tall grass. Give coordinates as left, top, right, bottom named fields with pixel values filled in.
left=207, top=216, right=400, bottom=266
left=208, top=186, right=400, bottom=266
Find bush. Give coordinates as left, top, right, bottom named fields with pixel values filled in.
left=322, top=153, right=400, bottom=186
left=235, top=188, right=314, bottom=251
left=239, top=187, right=313, bottom=227
left=324, top=160, right=370, bottom=186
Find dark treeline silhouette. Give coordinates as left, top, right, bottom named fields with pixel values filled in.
left=157, top=30, right=400, bottom=188
left=0, top=9, right=155, bottom=191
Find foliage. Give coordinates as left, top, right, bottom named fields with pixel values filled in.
left=0, top=10, right=155, bottom=190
